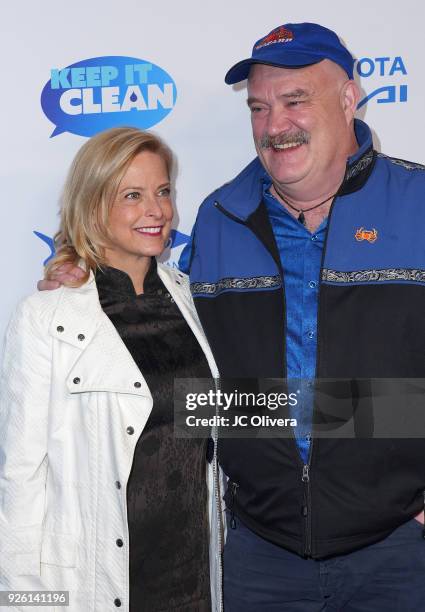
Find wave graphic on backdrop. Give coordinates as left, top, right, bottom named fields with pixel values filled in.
left=41, top=56, right=177, bottom=138
left=33, top=231, right=55, bottom=265
left=166, top=229, right=190, bottom=249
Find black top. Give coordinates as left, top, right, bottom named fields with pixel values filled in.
left=96, top=259, right=211, bottom=612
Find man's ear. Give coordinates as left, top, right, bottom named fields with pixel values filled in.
left=341, top=80, right=360, bottom=122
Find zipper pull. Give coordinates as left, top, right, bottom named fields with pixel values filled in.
left=302, top=465, right=310, bottom=483
left=229, top=482, right=239, bottom=529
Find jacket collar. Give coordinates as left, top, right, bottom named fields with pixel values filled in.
left=216, top=118, right=375, bottom=221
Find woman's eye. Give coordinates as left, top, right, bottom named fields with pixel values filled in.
left=125, top=192, right=140, bottom=201
left=158, top=188, right=171, bottom=197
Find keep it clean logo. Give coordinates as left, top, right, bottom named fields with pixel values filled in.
left=41, top=56, right=177, bottom=137
left=356, top=56, right=407, bottom=109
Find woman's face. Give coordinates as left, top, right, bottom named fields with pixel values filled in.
left=104, top=150, right=173, bottom=270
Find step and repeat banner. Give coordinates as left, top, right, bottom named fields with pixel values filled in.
left=1, top=0, right=423, bottom=344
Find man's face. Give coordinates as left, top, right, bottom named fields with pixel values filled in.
left=247, top=60, right=358, bottom=195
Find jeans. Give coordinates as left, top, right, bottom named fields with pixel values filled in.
left=223, top=516, right=425, bottom=611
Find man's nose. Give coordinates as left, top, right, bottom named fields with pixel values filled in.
left=267, top=106, right=293, bottom=136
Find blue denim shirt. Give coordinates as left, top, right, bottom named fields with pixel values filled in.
left=263, top=184, right=327, bottom=463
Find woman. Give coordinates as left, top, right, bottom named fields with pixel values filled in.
left=0, top=128, right=223, bottom=612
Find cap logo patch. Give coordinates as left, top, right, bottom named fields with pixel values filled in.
left=255, top=26, right=294, bottom=50
left=355, top=227, right=378, bottom=243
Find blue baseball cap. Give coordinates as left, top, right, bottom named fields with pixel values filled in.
left=225, top=22, right=354, bottom=84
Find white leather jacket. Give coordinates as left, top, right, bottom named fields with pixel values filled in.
left=0, top=263, right=224, bottom=612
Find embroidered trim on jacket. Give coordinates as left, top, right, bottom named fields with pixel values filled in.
left=191, top=274, right=282, bottom=296
left=377, top=153, right=425, bottom=171
left=322, top=268, right=425, bottom=284
left=345, top=150, right=374, bottom=180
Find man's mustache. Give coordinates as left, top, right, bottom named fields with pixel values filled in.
left=259, top=131, right=310, bottom=149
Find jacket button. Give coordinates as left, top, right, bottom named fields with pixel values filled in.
left=114, top=599, right=122, bottom=607
left=116, top=538, right=124, bottom=547
left=57, top=325, right=64, bottom=332
left=73, top=377, right=80, bottom=384
left=134, top=381, right=141, bottom=388
left=126, top=426, right=134, bottom=435
left=115, top=481, right=121, bottom=489
left=77, top=334, right=85, bottom=341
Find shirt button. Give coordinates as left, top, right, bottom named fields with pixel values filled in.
left=308, top=331, right=315, bottom=339
left=134, top=381, right=141, bottom=388
left=308, top=281, right=317, bottom=289
left=116, top=538, right=124, bottom=547
left=57, top=325, right=64, bottom=333
left=77, top=334, right=85, bottom=341
left=73, top=377, right=80, bottom=384
left=311, top=235, right=318, bottom=242
left=115, top=481, right=121, bottom=489
left=114, top=599, right=122, bottom=607
left=126, top=426, right=134, bottom=435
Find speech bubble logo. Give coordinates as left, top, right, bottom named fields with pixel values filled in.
left=41, top=56, right=177, bottom=138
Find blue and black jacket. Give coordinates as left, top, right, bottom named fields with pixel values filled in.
left=180, top=120, right=425, bottom=558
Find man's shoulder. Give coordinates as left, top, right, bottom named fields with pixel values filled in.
left=376, top=152, right=425, bottom=173
left=198, top=156, right=265, bottom=212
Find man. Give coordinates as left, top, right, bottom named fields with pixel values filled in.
left=179, top=22, right=425, bottom=611
left=42, top=22, right=425, bottom=611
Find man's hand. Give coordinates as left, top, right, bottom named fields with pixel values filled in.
left=37, top=262, right=86, bottom=291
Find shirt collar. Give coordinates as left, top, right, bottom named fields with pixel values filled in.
left=216, top=118, right=375, bottom=221
left=95, top=257, right=160, bottom=307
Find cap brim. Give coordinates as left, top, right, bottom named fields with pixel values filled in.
left=225, top=55, right=324, bottom=85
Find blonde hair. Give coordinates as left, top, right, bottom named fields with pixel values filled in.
left=45, top=127, right=173, bottom=286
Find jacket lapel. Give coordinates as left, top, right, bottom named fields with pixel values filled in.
left=49, top=273, right=152, bottom=397
left=48, top=264, right=219, bottom=394
left=157, top=264, right=219, bottom=379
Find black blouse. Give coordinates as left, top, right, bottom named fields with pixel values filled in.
left=96, top=259, right=211, bottom=612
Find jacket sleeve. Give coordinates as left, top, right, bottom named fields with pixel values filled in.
left=0, top=297, right=52, bottom=581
